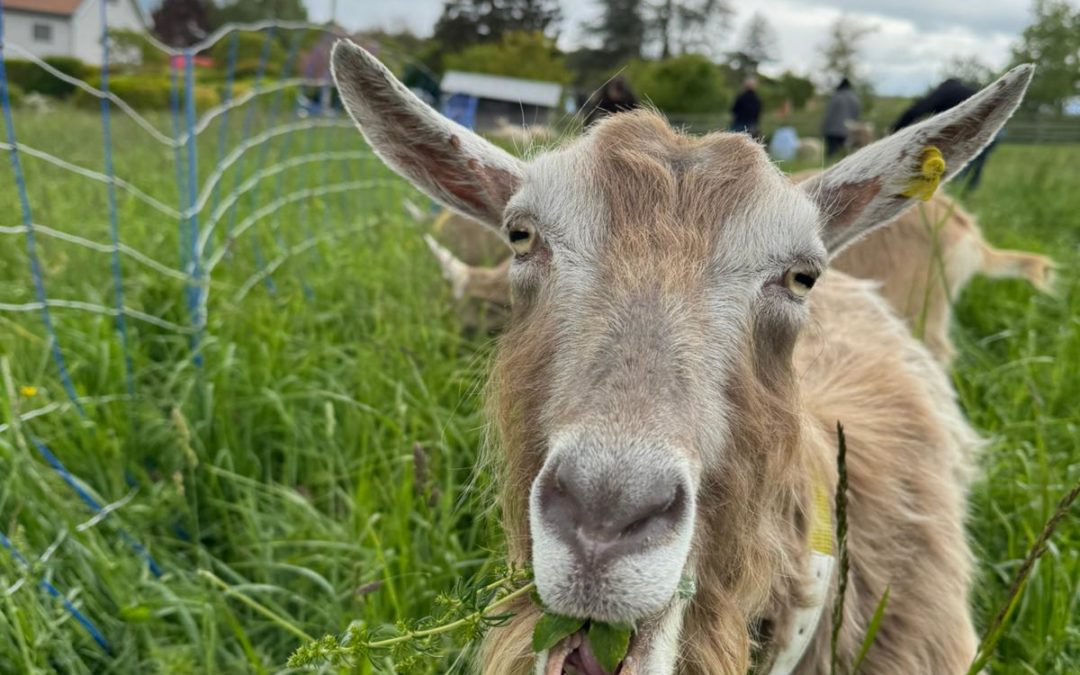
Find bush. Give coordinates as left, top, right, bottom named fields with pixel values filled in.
left=74, top=74, right=218, bottom=110
left=444, top=31, right=572, bottom=85
left=4, top=56, right=95, bottom=99
left=5, top=82, right=24, bottom=106
left=231, top=56, right=283, bottom=80
left=210, top=32, right=287, bottom=78
left=108, top=28, right=169, bottom=73
left=627, top=54, right=731, bottom=115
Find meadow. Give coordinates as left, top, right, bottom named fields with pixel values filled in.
left=0, top=105, right=1078, bottom=674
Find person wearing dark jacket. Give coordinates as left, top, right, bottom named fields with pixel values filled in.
left=822, top=78, right=861, bottom=158
left=730, top=78, right=763, bottom=136
left=584, top=76, right=639, bottom=127
left=893, top=78, right=994, bottom=193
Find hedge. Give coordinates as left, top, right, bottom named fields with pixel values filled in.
left=3, top=56, right=96, bottom=99
left=74, top=74, right=219, bottom=110
left=210, top=32, right=287, bottom=78
left=5, top=82, right=24, bottom=106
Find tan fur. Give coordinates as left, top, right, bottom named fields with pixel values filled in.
left=478, top=112, right=980, bottom=674
left=432, top=210, right=510, bottom=266
left=423, top=189, right=1054, bottom=364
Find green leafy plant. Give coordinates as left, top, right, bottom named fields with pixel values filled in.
left=286, top=567, right=534, bottom=670
left=587, top=621, right=634, bottom=672
left=532, top=612, right=585, bottom=652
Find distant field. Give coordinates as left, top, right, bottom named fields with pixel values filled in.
left=0, top=108, right=1078, bottom=673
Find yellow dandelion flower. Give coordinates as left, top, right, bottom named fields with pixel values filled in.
left=19, top=385, right=38, bottom=397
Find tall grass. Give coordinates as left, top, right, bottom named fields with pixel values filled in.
left=0, top=108, right=1077, bottom=673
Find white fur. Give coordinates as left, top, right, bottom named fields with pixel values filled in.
left=529, top=429, right=696, bottom=623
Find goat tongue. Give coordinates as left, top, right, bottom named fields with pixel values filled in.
left=565, top=633, right=621, bottom=675
left=545, top=631, right=577, bottom=675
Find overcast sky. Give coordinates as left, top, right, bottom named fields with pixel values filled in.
left=303, top=0, right=1034, bottom=95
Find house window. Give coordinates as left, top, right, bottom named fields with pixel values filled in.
left=32, top=23, right=52, bottom=43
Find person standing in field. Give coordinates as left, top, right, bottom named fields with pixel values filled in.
left=584, top=76, right=640, bottom=127
left=892, top=78, right=994, bottom=193
left=730, top=77, right=763, bottom=137
left=822, top=77, right=861, bottom=159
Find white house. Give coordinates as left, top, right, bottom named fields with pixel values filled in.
left=2, top=0, right=147, bottom=66
left=440, top=70, right=563, bottom=131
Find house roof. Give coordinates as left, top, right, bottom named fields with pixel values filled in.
left=441, top=71, right=562, bottom=108
left=3, top=0, right=83, bottom=16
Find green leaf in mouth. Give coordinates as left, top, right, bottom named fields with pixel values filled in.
left=677, top=573, right=697, bottom=601
left=587, top=621, right=634, bottom=673
left=532, top=612, right=587, bottom=653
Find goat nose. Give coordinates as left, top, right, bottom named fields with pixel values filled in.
left=537, top=456, right=687, bottom=563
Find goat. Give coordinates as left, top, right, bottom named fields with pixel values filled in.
left=420, top=192, right=1053, bottom=364
left=844, top=120, right=877, bottom=153
left=331, top=40, right=1032, bottom=675
left=489, top=116, right=559, bottom=148
left=828, top=191, right=1055, bottom=364
left=795, top=137, right=823, bottom=163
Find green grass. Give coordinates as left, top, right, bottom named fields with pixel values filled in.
left=0, top=106, right=1078, bottom=674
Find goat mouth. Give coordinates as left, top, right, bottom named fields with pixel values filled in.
left=544, top=629, right=634, bottom=675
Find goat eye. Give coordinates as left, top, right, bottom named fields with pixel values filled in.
left=783, top=269, right=817, bottom=297
left=507, top=224, right=534, bottom=256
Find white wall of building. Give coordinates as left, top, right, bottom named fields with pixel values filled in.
left=2, top=0, right=146, bottom=66
left=3, top=11, right=74, bottom=62
left=71, top=0, right=146, bottom=65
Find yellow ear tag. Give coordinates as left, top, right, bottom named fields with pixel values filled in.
left=900, top=146, right=946, bottom=201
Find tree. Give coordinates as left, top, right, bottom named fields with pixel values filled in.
left=775, top=71, right=814, bottom=109
left=208, top=0, right=308, bottom=26
left=818, top=15, right=876, bottom=86
left=1010, top=0, right=1080, bottom=113
left=433, top=0, right=562, bottom=52
left=586, top=0, right=648, bottom=63
left=152, top=0, right=210, bottom=48
left=940, top=54, right=995, bottom=87
left=443, top=31, right=572, bottom=84
left=728, top=12, right=777, bottom=76
left=627, top=53, right=730, bottom=113
left=648, top=0, right=732, bottom=59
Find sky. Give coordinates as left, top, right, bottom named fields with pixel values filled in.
left=304, top=0, right=1033, bottom=95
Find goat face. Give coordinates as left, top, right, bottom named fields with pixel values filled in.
left=502, top=118, right=823, bottom=626
left=332, top=41, right=1031, bottom=674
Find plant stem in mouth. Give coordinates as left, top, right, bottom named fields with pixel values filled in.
left=365, top=581, right=537, bottom=649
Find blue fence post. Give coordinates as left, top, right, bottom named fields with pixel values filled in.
left=205, top=30, right=240, bottom=258
left=0, top=5, right=83, bottom=414
left=169, top=60, right=189, bottom=280
left=183, top=50, right=202, bottom=366
left=220, top=25, right=274, bottom=252
left=244, top=28, right=309, bottom=294
left=98, top=0, right=134, bottom=400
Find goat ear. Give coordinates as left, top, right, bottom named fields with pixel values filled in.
left=331, top=40, right=523, bottom=229
left=802, top=65, right=1033, bottom=257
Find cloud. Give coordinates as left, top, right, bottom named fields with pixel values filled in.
left=799, top=0, right=1030, bottom=34
left=307, top=0, right=443, bottom=35
left=747, top=1, right=1020, bottom=94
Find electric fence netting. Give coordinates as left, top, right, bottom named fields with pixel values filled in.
left=0, top=4, right=426, bottom=663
